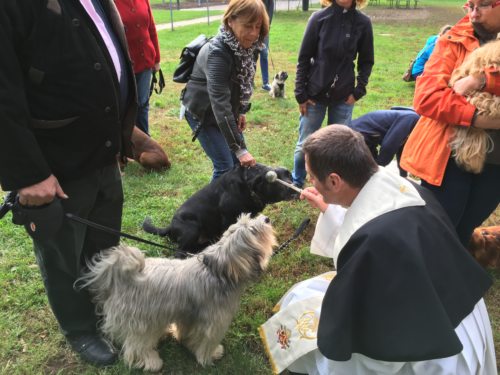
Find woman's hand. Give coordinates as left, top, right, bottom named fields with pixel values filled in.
left=345, top=94, right=356, bottom=105
left=18, top=175, right=68, bottom=207
left=238, top=114, right=247, bottom=131
left=299, top=99, right=316, bottom=116
left=300, top=187, right=328, bottom=213
left=238, top=152, right=256, bottom=167
left=153, top=63, right=161, bottom=72
left=452, top=73, right=485, bottom=96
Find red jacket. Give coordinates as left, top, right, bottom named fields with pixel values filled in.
left=115, top=0, right=160, bottom=74
left=401, top=16, right=500, bottom=186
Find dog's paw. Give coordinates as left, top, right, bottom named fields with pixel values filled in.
left=142, top=351, right=163, bottom=372
left=211, top=344, right=224, bottom=361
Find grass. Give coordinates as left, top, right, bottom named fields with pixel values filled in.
left=1, top=1, right=499, bottom=374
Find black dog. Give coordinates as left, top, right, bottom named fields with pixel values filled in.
left=143, top=164, right=296, bottom=256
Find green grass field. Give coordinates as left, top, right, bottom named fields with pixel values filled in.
left=1, top=1, right=498, bottom=374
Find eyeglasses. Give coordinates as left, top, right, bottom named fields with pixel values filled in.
left=462, top=0, right=500, bottom=13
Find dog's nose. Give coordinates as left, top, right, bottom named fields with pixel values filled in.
left=264, top=216, right=271, bottom=224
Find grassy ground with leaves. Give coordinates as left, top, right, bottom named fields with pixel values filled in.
left=1, top=1, right=498, bottom=374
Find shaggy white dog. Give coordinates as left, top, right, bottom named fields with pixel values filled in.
left=77, top=214, right=276, bottom=371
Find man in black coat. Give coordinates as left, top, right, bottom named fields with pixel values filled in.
left=294, top=125, right=495, bottom=373
left=0, top=0, right=137, bottom=366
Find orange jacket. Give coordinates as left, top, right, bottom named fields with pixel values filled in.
left=400, top=16, right=500, bottom=186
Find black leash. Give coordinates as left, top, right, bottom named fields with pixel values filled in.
left=274, top=217, right=311, bottom=254
left=65, top=213, right=171, bottom=250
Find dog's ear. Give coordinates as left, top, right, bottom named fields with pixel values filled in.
left=275, top=73, right=279, bottom=79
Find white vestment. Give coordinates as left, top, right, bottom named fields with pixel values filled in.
left=260, top=168, right=497, bottom=375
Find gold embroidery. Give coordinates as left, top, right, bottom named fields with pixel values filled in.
left=296, top=311, right=319, bottom=340
left=399, top=185, right=408, bottom=193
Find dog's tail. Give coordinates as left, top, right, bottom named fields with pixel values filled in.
left=142, top=217, right=170, bottom=237
left=76, top=245, right=146, bottom=304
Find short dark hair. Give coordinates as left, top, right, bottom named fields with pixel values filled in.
left=303, top=125, right=378, bottom=188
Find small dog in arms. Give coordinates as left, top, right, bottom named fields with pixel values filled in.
left=78, top=214, right=277, bottom=371
left=270, top=71, right=288, bottom=98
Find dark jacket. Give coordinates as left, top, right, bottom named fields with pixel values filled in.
left=351, top=109, right=420, bottom=166
left=182, top=34, right=253, bottom=154
left=0, top=0, right=137, bottom=191
left=294, top=2, right=374, bottom=104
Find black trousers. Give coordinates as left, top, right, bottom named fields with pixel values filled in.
left=421, top=159, right=500, bottom=247
left=32, top=163, right=123, bottom=336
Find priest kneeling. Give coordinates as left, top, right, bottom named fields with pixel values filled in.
left=260, top=125, right=496, bottom=375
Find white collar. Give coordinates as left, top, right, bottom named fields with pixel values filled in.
left=332, top=167, right=425, bottom=267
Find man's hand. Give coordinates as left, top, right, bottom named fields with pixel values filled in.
left=18, top=175, right=68, bottom=206
left=300, top=187, right=328, bottom=212
left=299, top=99, right=316, bottom=116
left=153, top=62, right=161, bottom=72
left=238, top=152, right=256, bottom=168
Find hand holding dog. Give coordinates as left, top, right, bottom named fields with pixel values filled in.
left=18, top=175, right=68, bottom=207
left=452, top=73, right=486, bottom=96
left=300, top=187, right=328, bottom=213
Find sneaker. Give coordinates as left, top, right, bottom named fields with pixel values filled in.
left=261, top=84, right=271, bottom=91
left=67, top=333, right=118, bottom=367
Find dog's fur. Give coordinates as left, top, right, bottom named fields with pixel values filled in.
left=449, top=40, right=500, bottom=174
left=142, top=164, right=296, bottom=255
left=131, top=126, right=171, bottom=171
left=468, top=225, right=500, bottom=269
left=78, top=214, right=276, bottom=371
left=269, top=71, right=288, bottom=98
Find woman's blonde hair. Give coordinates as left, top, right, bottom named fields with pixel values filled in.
left=320, top=0, right=368, bottom=9
left=222, top=0, right=270, bottom=42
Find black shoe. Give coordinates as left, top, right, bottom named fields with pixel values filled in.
left=67, top=333, right=118, bottom=367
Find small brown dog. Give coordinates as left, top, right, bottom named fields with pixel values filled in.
left=468, top=225, right=500, bottom=269
left=130, top=126, right=171, bottom=171
left=448, top=40, right=500, bottom=174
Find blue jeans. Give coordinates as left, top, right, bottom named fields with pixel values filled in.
left=260, top=35, right=270, bottom=85
left=421, top=158, right=500, bottom=246
left=135, top=69, right=153, bottom=135
left=185, top=110, right=239, bottom=181
left=292, top=101, right=354, bottom=187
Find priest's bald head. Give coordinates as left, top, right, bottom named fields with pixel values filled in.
left=303, top=125, right=378, bottom=207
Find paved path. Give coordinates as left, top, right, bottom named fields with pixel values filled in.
left=156, top=0, right=319, bottom=30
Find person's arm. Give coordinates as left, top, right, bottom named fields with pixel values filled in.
left=0, top=3, right=54, bottom=193
left=205, top=43, right=255, bottom=166
left=146, top=0, right=161, bottom=69
left=411, top=35, right=437, bottom=77
left=413, top=37, right=476, bottom=127
left=452, top=68, right=500, bottom=97
left=294, top=14, right=319, bottom=105
left=352, top=18, right=374, bottom=101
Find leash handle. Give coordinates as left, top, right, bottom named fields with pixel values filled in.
left=66, top=213, right=171, bottom=250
